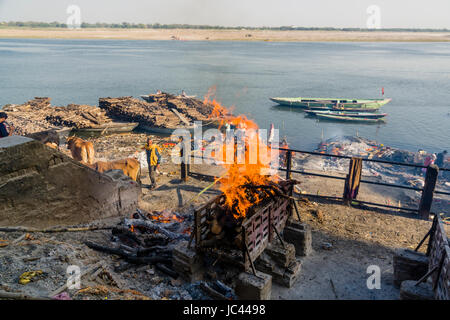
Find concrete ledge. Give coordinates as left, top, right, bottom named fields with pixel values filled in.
left=0, top=136, right=140, bottom=228
left=400, top=280, right=434, bottom=300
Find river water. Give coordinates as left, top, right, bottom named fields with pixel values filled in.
left=0, top=39, right=449, bottom=152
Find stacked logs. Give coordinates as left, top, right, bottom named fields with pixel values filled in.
left=3, top=97, right=55, bottom=135
left=45, top=104, right=113, bottom=129
left=99, top=96, right=180, bottom=128
left=3, top=97, right=114, bottom=134
left=98, top=93, right=215, bottom=129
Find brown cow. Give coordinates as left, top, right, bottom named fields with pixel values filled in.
left=67, top=136, right=95, bottom=165
left=89, top=158, right=141, bottom=183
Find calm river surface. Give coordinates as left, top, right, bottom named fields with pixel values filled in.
left=0, top=39, right=449, bottom=152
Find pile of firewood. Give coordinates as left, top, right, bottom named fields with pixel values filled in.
left=201, top=179, right=297, bottom=249
left=99, top=96, right=180, bottom=128
left=85, top=210, right=191, bottom=277
left=2, top=97, right=114, bottom=134
left=45, top=104, right=113, bottom=129
left=144, top=92, right=213, bottom=118
left=98, top=93, right=215, bottom=129
left=3, top=97, right=55, bottom=135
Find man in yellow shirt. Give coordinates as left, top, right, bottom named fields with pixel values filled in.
left=143, top=138, right=161, bottom=189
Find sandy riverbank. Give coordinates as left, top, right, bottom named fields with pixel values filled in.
left=1, top=28, right=450, bottom=42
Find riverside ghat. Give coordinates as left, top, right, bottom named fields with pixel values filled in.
left=2, top=92, right=449, bottom=204
left=0, top=91, right=449, bottom=300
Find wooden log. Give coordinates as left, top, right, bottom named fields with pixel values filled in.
left=0, top=291, right=52, bottom=300
left=419, top=164, right=439, bottom=219
left=85, top=241, right=131, bottom=257
left=137, top=246, right=172, bottom=256
left=285, top=150, right=292, bottom=180
left=0, top=226, right=113, bottom=233
left=155, top=263, right=179, bottom=279
left=124, top=218, right=189, bottom=241
left=85, top=241, right=172, bottom=265
left=199, top=282, right=229, bottom=300
left=111, top=226, right=143, bottom=247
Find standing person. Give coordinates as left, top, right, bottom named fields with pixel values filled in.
left=0, top=112, right=13, bottom=138
left=422, top=154, right=437, bottom=177
left=436, top=150, right=447, bottom=168
left=413, top=149, right=424, bottom=175
left=280, top=137, right=289, bottom=166
left=143, top=138, right=161, bottom=190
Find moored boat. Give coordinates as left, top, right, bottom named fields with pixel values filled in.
left=140, top=94, right=196, bottom=103
left=314, top=113, right=385, bottom=123
left=304, top=110, right=387, bottom=119
left=73, top=122, right=139, bottom=134
left=270, top=97, right=391, bottom=112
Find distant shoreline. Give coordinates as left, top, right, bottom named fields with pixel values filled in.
left=1, top=27, right=450, bottom=42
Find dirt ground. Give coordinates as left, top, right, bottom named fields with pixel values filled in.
left=1, top=28, right=450, bottom=42
left=272, top=199, right=449, bottom=300
left=1, top=132, right=448, bottom=300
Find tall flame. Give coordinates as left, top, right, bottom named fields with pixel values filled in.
left=204, top=90, right=278, bottom=219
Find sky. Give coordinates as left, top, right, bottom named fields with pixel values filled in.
left=0, top=0, right=449, bottom=29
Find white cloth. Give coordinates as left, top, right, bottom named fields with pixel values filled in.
left=132, top=151, right=148, bottom=168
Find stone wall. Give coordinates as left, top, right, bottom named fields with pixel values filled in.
left=0, top=136, right=140, bottom=228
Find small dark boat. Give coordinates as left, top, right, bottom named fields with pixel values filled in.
left=304, top=110, right=387, bottom=119
left=314, top=113, right=385, bottom=123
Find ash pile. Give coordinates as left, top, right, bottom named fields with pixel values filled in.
left=296, top=135, right=449, bottom=190
left=98, top=92, right=215, bottom=130
left=85, top=209, right=191, bottom=269
left=3, top=97, right=113, bottom=135
left=84, top=209, right=238, bottom=300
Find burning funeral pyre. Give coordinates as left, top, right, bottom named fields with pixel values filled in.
left=190, top=92, right=300, bottom=271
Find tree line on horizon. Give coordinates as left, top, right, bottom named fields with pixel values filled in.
left=0, top=21, right=448, bottom=32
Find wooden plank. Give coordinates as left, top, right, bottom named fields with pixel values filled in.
left=419, top=165, right=439, bottom=219
left=171, top=108, right=191, bottom=126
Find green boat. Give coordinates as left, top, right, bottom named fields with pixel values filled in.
left=314, top=113, right=385, bottom=123
left=270, top=97, right=391, bottom=112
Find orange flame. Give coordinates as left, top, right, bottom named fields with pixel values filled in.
left=204, top=89, right=278, bottom=219
left=149, top=213, right=184, bottom=224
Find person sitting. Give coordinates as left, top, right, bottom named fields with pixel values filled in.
left=0, top=112, right=14, bottom=138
